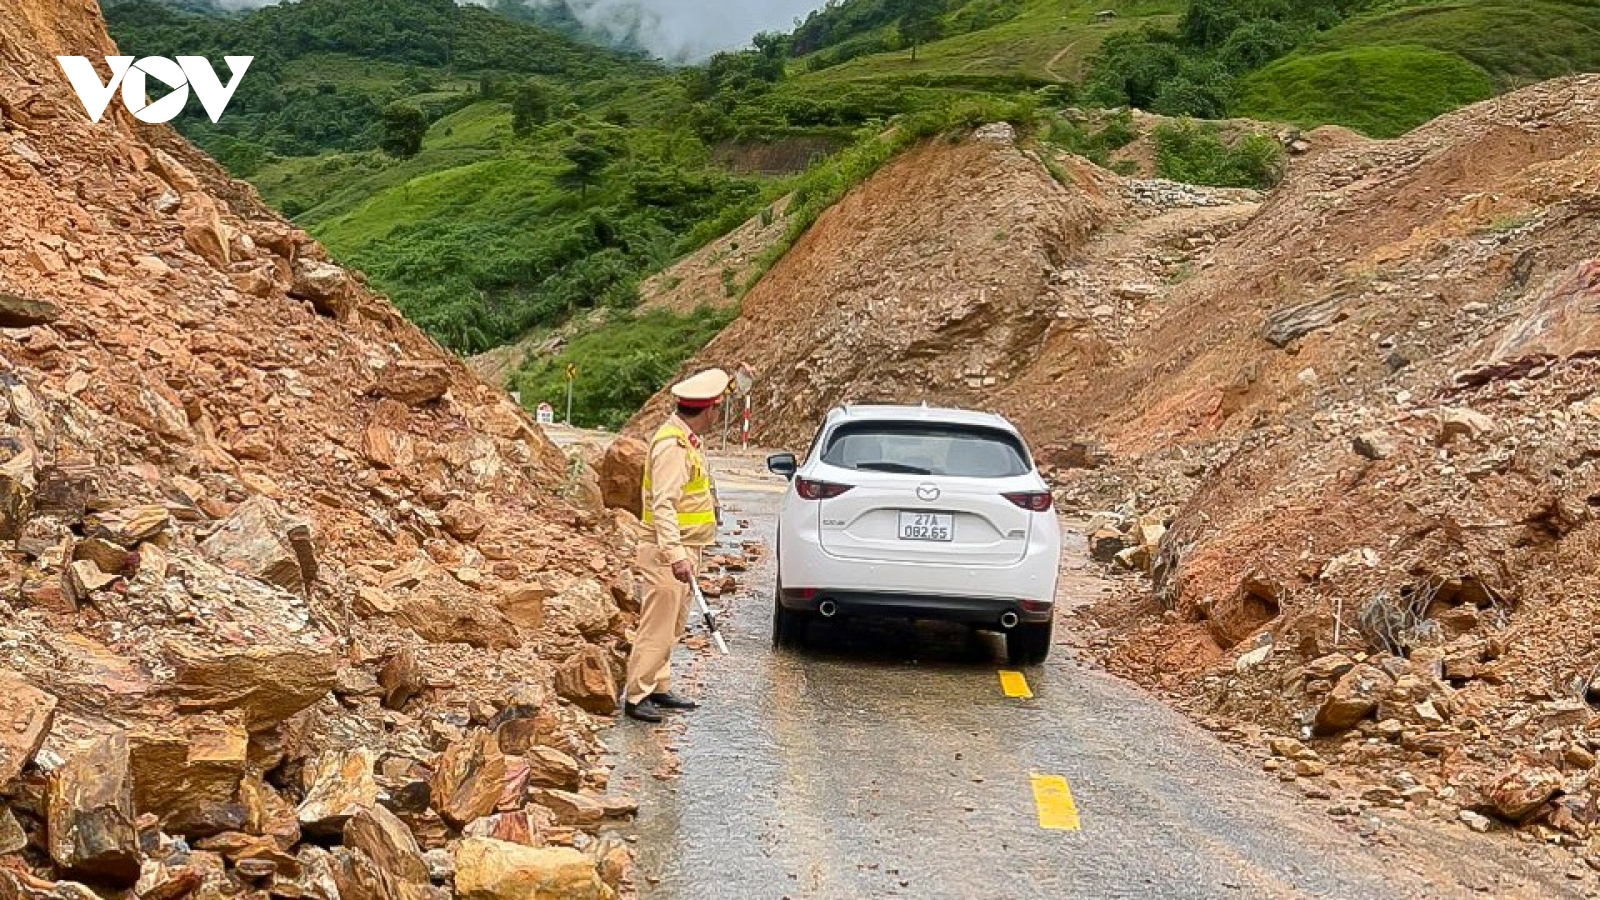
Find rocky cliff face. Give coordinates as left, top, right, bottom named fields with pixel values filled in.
left=0, top=2, right=638, bottom=896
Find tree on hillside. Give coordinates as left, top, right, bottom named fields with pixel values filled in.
left=558, top=131, right=616, bottom=199
left=512, top=80, right=556, bottom=136
left=894, top=0, right=945, bottom=62
left=379, top=102, right=427, bottom=158
left=1180, top=0, right=1246, bottom=50
left=751, top=31, right=790, bottom=81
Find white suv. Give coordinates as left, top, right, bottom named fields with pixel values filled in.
left=767, top=405, right=1062, bottom=665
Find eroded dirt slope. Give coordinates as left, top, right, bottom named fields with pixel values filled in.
left=628, top=122, right=1152, bottom=443
left=0, top=1, right=642, bottom=896
left=1076, top=77, right=1600, bottom=857
left=642, top=76, right=1600, bottom=859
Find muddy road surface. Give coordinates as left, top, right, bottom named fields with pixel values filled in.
left=607, top=463, right=1576, bottom=900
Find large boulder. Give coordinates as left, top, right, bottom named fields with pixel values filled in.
left=290, top=260, right=357, bottom=321
left=47, top=733, right=141, bottom=887
left=241, top=773, right=302, bottom=849
left=597, top=438, right=646, bottom=518
left=377, top=648, right=424, bottom=711
left=0, top=292, right=60, bottom=328
left=1435, top=407, right=1498, bottom=447
left=179, top=196, right=232, bottom=271
left=430, top=731, right=508, bottom=830
left=198, top=496, right=314, bottom=595
left=453, top=838, right=610, bottom=900
left=297, top=748, right=377, bottom=837
left=1471, top=259, right=1600, bottom=378
left=495, top=582, right=548, bottom=632
left=1313, top=664, right=1394, bottom=735
left=531, top=790, right=604, bottom=829
left=167, top=641, right=338, bottom=732
left=342, top=805, right=429, bottom=886
left=1487, top=762, right=1563, bottom=823
left=0, top=673, right=56, bottom=783
left=128, top=712, right=249, bottom=837
left=554, top=647, right=617, bottom=716
left=328, top=845, right=423, bottom=900
left=546, top=580, right=618, bottom=639
left=85, top=505, right=171, bottom=548
left=374, top=361, right=452, bottom=408
left=398, top=591, right=519, bottom=651
left=463, top=810, right=550, bottom=848
left=523, top=747, right=582, bottom=791
left=0, top=428, right=36, bottom=541
left=439, top=500, right=487, bottom=542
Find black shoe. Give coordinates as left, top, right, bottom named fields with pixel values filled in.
left=625, top=700, right=664, bottom=723
left=649, top=692, right=700, bottom=711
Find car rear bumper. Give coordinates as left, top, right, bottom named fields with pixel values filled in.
left=778, top=530, right=1060, bottom=603
left=779, top=588, right=1053, bottom=626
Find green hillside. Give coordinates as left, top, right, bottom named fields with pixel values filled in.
left=105, top=0, right=1046, bottom=427
left=106, top=0, right=649, bottom=169
left=107, top=0, right=1600, bottom=426
left=789, top=0, right=1184, bottom=86
left=792, top=0, right=1600, bottom=137
left=1236, top=1, right=1600, bottom=136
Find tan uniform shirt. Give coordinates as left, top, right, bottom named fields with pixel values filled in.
left=643, top=414, right=717, bottom=566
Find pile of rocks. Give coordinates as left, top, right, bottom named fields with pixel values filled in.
left=0, top=664, right=632, bottom=900
left=1083, top=508, right=1170, bottom=574
left=0, top=2, right=651, bottom=897
left=1050, top=77, right=1600, bottom=863
left=1242, top=642, right=1600, bottom=855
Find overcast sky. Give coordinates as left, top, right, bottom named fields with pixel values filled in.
left=207, top=1, right=825, bottom=62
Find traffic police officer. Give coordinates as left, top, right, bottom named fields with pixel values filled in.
left=625, top=368, right=730, bottom=723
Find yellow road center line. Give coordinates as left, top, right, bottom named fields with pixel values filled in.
left=998, top=670, right=1033, bottom=699
left=1030, top=773, right=1081, bottom=831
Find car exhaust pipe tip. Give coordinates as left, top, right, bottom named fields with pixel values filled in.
left=1000, top=611, right=1020, bottom=630
left=818, top=600, right=838, bottom=618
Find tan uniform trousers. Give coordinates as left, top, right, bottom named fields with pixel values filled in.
left=625, top=543, right=704, bottom=705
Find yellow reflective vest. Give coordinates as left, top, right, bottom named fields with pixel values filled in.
left=641, top=419, right=717, bottom=555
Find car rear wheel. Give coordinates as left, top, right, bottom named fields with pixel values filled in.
left=772, top=573, right=808, bottom=650
left=1007, top=620, right=1052, bottom=666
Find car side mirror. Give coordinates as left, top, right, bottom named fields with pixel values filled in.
left=767, top=453, right=798, bottom=480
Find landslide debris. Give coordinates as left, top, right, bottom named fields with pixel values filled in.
left=1069, top=76, right=1600, bottom=859
left=646, top=76, right=1600, bottom=857
left=0, top=2, right=646, bottom=896
left=628, top=120, right=1261, bottom=442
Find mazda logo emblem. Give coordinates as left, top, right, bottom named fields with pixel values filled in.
left=916, top=484, right=940, bottom=502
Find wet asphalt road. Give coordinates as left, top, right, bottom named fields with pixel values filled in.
left=606, top=469, right=1576, bottom=900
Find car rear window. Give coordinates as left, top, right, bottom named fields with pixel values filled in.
left=821, top=422, right=1031, bottom=478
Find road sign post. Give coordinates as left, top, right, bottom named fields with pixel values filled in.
left=732, top=364, right=756, bottom=450
left=564, top=363, right=577, bottom=425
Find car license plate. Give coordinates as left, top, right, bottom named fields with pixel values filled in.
left=898, top=512, right=954, bottom=542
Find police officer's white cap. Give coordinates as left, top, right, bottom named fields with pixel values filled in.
left=671, top=369, right=730, bottom=408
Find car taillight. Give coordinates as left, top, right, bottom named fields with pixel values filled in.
left=796, top=478, right=853, bottom=500
left=1003, top=491, right=1053, bottom=512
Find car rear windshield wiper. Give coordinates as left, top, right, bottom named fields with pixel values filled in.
left=854, top=461, right=933, bottom=475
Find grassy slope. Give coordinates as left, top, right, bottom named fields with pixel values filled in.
left=1237, top=0, right=1600, bottom=137
left=795, top=0, right=1183, bottom=86
left=513, top=307, right=739, bottom=430
left=1235, top=46, right=1495, bottom=138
